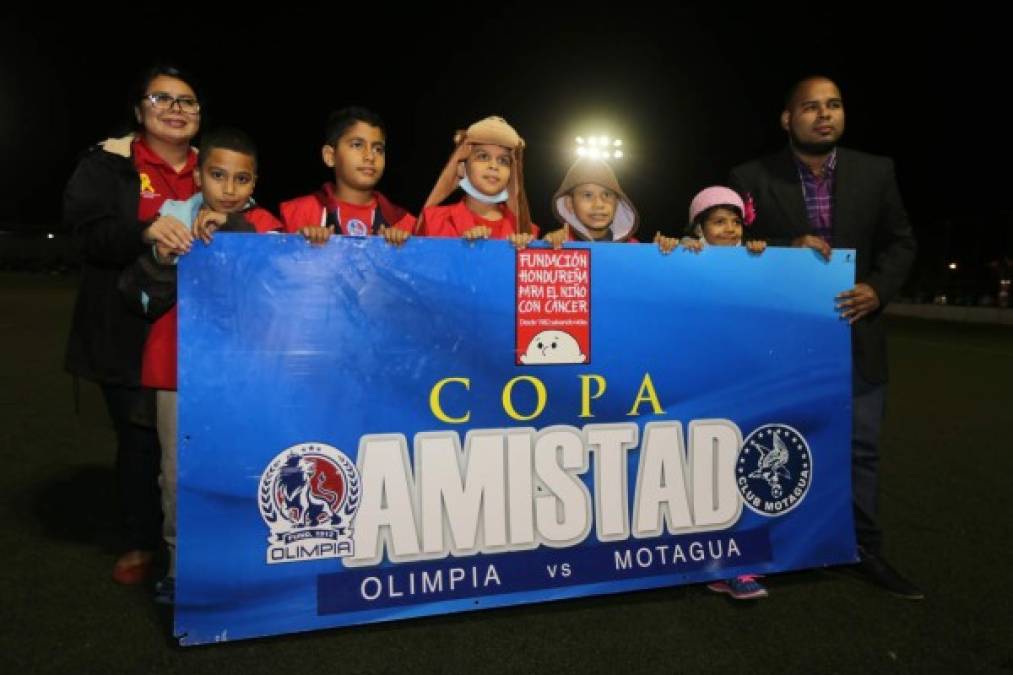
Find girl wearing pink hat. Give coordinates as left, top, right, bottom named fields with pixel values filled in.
left=684, top=186, right=769, bottom=600
left=681, top=186, right=766, bottom=254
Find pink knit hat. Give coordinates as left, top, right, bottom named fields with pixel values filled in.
left=688, top=186, right=746, bottom=225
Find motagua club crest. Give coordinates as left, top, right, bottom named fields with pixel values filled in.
left=736, top=424, right=813, bottom=517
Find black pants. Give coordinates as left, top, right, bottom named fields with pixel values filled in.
left=852, top=372, right=886, bottom=555
left=100, top=385, right=162, bottom=551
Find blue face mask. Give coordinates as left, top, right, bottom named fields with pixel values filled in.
left=459, top=176, right=509, bottom=204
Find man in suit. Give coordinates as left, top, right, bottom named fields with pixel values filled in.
left=730, top=75, right=922, bottom=599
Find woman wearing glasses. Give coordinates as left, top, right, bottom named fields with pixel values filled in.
left=64, top=65, right=201, bottom=586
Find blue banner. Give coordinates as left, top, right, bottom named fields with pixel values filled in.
left=176, top=235, right=856, bottom=645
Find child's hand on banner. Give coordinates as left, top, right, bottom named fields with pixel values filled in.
left=654, top=232, right=677, bottom=255
left=462, top=225, right=493, bottom=241
left=543, top=226, right=568, bottom=250
left=299, top=226, right=334, bottom=246
left=193, top=208, right=227, bottom=244
left=508, top=233, right=534, bottom=250
left=680, top=237, right=704, bottom=254
left=379, top=226, right=410, bottom=248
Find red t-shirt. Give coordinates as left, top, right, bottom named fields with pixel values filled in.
left=333, top=198, right=379, bottom=236
left=421, top=201, right=539, bottom=239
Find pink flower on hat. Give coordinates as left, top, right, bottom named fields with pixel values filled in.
left=743, top=194, right=757, bottom=226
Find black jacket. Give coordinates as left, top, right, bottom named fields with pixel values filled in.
left=730, top=146, right=917, bottom=383
left=64, top=136, right=152, bottom=386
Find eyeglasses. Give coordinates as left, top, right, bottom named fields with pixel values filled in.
left=143, top=92, right=200, bottom=114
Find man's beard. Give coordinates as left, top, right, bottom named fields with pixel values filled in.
left=789, top=129, right=837, bottom=156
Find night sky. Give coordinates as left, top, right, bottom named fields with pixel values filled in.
left=2, top=6, right=1007, bottom=289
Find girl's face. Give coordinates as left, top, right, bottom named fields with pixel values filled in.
left=136, top=75, right=200, bottom=146
left=701, top=206, right=744, bottom=246
left=464, top=144, right=512, bottom=196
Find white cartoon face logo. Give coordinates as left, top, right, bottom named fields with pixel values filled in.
left=520, top=331, right=586, bottom=364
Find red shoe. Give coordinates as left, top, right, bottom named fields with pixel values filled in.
left=112, top=550, right=153, bottom=585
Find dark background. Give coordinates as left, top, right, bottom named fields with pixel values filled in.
left=2, top=4, right=1009, bottom=297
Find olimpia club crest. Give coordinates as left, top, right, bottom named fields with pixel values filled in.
left=258, top=443, right=361, bottom=564
left=736, top=424, right=813, bottom=517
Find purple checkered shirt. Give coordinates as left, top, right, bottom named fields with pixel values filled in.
left=795, top=149, right=838, bottom=245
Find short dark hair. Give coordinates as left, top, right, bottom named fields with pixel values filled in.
left=132, top=64, right=201, bottom=127
left=324, top=107, right=386, bottom=145
left=198, top=127, right=258, bottom=170
left=783, top=74, right=839, bottom=110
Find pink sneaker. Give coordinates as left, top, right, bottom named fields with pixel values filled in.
left=707, top=575, right=768, bottom=600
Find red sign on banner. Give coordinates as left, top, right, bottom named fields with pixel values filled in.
left=515, top=249, right=591, bottom=365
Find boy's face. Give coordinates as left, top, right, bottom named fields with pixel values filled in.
left=463, top=144, right=512, bottom=196
left=195, top=148, right=257, bottom=213
left=565, top=183, right=617, bottom=236
left=701, top=207, right=744, bottom=246
left=323, top=121, right=386, bottom=192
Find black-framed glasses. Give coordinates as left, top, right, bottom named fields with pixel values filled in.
left=143, top=92, right=200, bottom=114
